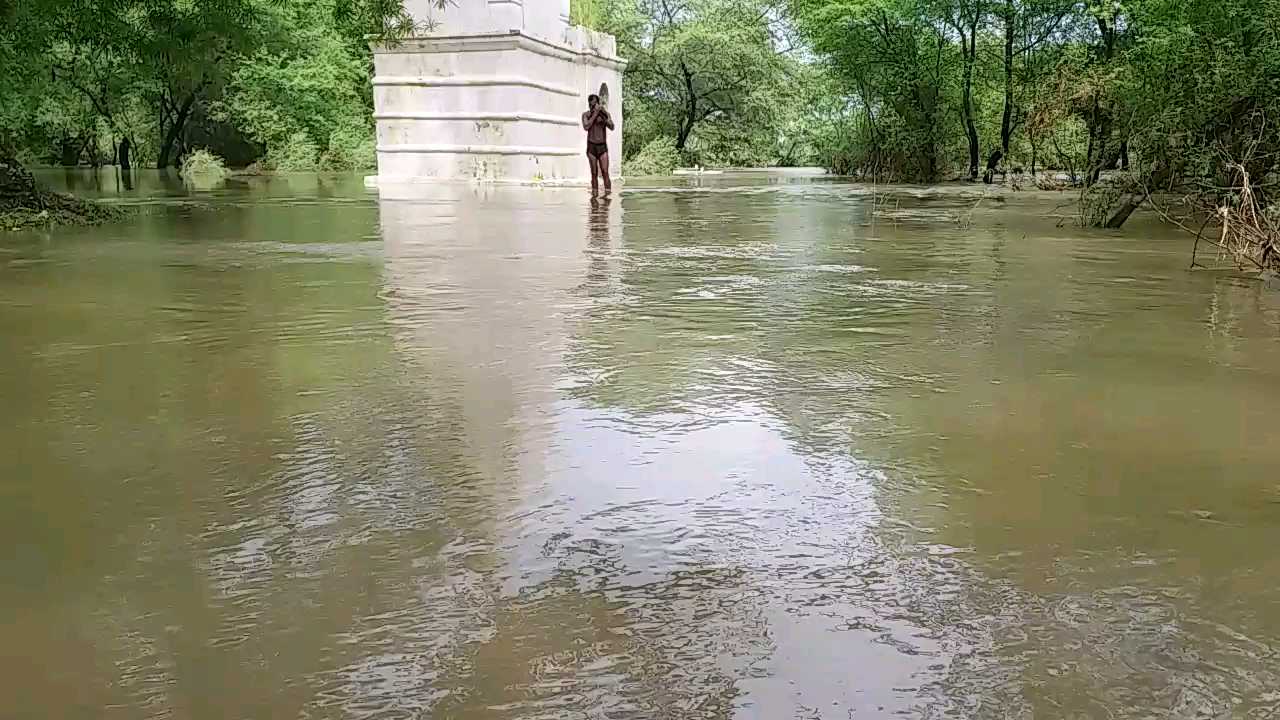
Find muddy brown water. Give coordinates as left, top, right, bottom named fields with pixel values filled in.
left=4, top=170, right=1280, bottom=719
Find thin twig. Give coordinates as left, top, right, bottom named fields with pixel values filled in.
left=1189, top=212, right=1211, bottom=269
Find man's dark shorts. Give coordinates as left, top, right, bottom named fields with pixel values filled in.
left=587, top=142, right=609, bottom=159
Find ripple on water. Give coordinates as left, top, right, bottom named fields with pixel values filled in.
left=5, top=180, right=1280, bottom=720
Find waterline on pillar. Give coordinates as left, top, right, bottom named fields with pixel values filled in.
left=365, top=175, right=618, bottom=191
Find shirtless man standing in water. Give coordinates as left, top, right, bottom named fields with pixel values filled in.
left=582, top=94, right=615, bottom=195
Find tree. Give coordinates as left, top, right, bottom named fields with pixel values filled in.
left=1097, top=0, right=1280, bottom=226
left=218, top=0, right=378, bottom=170
left=1, top=0, right=400, bottom=181
left=1, top=0, right=271, bottom=173
left=129, top=0, right=271, bottom=168
left=941, top=0, right=986, bottom=181
left=793, top=0, right=954, bottom=181
left=997, top=0, right=1075, bottom=160
left=604, top=0, right=793, bottom=158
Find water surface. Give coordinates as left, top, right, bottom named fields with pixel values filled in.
left=4, top=172, right=1280, bottom=719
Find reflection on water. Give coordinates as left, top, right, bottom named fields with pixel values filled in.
left=3, top=174, right=1280, bottom=719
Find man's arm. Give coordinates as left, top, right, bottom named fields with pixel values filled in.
left=602, top=110, right=615, bottom=130
left=581, top=110, right=595, bottom=130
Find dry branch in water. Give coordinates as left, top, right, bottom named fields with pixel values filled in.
left=1179, top=164, right=1280, bottom=274
left=1151, top=163, right=1279, bottom=275
left=1208, top=164, right=1279, bottom=272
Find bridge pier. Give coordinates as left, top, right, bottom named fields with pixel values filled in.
left=370, top=0, right=625, bottom=186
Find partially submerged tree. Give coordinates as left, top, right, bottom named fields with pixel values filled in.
left=792, top=0, right=954, bottom=181
left=217, top=0, right=380, bottom=170
left=604, top=0, right=798, bottom=162
left=1, top=0, right=267, bottom=174
left=1070, top=0, right=1280, bottom=227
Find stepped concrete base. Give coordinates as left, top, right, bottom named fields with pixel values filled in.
left=371, top=25, right=624, bottom=187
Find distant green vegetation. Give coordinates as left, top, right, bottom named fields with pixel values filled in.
left=570, top=0, right=602, bottom=28
left=2, top=0, right=1279, bottom=248
left=0, top=0, right=382, bottom=174
left=601, top=0, right=1280, bottom=246
left=599, top=0, right=816, bottom=169
left=623, top=136, right=681, bottom=176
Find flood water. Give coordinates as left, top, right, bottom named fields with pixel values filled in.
left=4, top=170, right=1280, bottom=719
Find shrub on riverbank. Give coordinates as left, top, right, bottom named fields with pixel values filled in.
left=2, top=192, right=126, bottom=231
left=264, top=132, right=321, bottom=171
left=1, top=158, right=124, bottom=231
left=247, top=125, right=375, bottom=172
left=624, top=137, right=680, bottom=176
left=320, top=123, right=377, bottom=171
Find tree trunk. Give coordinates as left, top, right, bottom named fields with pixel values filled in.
left=1100, top=159, right=1172, bottom=229
left=158, top=117, right=184, bottom=168
left=675, top=112, right=695, bottom=152
left=87, top=137, right=101, bottom=168
left=675, top=62, right=697, bottom=153
left=1000, top=0, right=1016, bottom=156
left=158, top=94, right=197, bottom=169
left=119, top=136, right=132, bottom=172
left=984, top=150, right=1004, bottom=184
left=961, top=30, right=980, bottom=181
left=1085, top=105, right=1112, bottom=186
left=59, top=134, right=81, bottom=167
left=1085, top=14, right=1120, bottom=187
left=923, top=143, right=939, bottom=184
left=1103, top=194, right=1144, bottom=228
left=1088, top=134, right=1116, bottom=185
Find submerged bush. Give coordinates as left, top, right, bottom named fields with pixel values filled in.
left=1193, top=165, right=1280, bottom=273
left=264, top=131, right=320, bottom=171
left=812, top=116, right=949, bottom=182
left=239, top=124, right=375, bottom=173
left=180, top=149, right=230, bottom=187
left=623, top=136, right=680, bottom=176
left=320, top=123, right=376, bottom=171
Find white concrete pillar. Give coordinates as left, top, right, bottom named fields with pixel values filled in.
left=372, top=0, right=626, bottom=185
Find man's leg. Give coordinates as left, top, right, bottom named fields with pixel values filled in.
left=588, top=152, right=600, bottom=194
left=598, top=152, right=612, bottom=192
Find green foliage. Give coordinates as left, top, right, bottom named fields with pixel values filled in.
left=603, top=0, right=800, bottom=164
left=255, top=123, right=376, bottom=173
left=263, top=132, right=320, bottom=171
left=180, top=148, right=230, bottom=185
left=624, top=136, right=681, bottom=175
left=1119, top=0, right=1280, bottom=182
left=332, top=0, right=436, bottom=41
left=791, top=0, right=958, bottom=181
left=571, top=0, right=602, bottom=28
left=816, top=114, right=919, bottom=179
left=1, top=0, right=376, bottom=175
left=217, top=0, right=375, bottom=172
left=322, top=122, right=377, bottom=171
left=786, top=0, right=1280, bottom=223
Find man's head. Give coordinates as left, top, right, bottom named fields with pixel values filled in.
left=588, top=94, right=600, bottom=109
